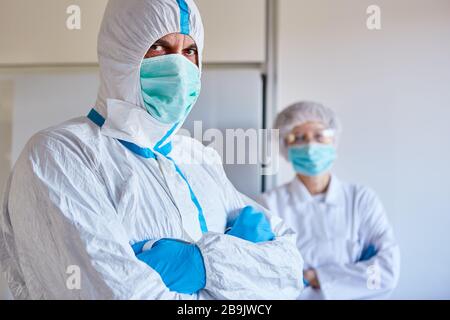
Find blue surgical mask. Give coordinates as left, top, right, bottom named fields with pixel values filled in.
left=288, top=143, right=336, bottom=176
left=140, top=54, right=201, bottom=124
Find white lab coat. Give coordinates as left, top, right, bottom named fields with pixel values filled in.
left=0, top=0, right=304, bottom=300
left=258, top=176, right=400, bottom=300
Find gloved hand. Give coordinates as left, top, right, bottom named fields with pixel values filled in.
left=132, top=238, right=206, bottom=295
left=303, top=277, right=310, bottom=288
left=226, top=206, right=275, bottom=243
left=359, top=244, right=377, bottom=262
left=303, top=269, right=320, bottom=289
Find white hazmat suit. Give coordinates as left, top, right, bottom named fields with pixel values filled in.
left=0, top=0, right=303, bottom=300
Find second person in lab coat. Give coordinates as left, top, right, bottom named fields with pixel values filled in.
left=258, top=101, right=400, bottom=299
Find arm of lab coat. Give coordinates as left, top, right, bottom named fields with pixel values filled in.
left=196, top=154, right=304, bottom=300
left=4, top=134, right=196, bottom=300
left=315, top=187, right=400, bottom=300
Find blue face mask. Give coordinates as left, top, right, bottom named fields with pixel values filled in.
left=140, top=54, right=201, bottom=124
left=288, top=143, right=336, bottom=176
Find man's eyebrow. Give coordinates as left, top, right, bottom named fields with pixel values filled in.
left=151, top=39, right=171, bottom=47
left=185, top=43, right=198, bottom=50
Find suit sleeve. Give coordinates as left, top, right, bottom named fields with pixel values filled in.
left=2, top=134, right=197, bottom=300
left=315, top=187, right=400, bottom=300
left=196, top=149, right=304, bottom=300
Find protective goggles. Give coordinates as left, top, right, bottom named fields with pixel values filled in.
left=285, top=128, right=335, bottom=145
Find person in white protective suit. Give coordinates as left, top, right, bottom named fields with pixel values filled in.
left=0, top=0, right=304, bottom=300
left=258, top=101, right=400, bottom=300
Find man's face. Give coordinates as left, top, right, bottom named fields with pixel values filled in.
left=144, top=33, right=199, bottom=66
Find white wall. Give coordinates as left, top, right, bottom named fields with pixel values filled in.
left=0, top=79, right=12, bottom=188
left=0, top=0, right=107, bottom=65
left=0, top=0, right=266, bottom=65
left=197, top=0, right=266, bottom=63
left=277, top=0, right=450, bottom=299
left=5, top=68, right=100, bottom=162
left=0, top=79, right=13, bottom=300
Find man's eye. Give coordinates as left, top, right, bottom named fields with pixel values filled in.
left=150, top=45, right=164, bottom=51
left=185, top=49, right=197, bottom=56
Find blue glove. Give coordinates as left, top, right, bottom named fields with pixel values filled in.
left=226, top=206, right=275, bottom=243
left=303, top=277, right=310, bottom=288
left=131, top=240, right=148, bottom=255
left=132, top=238, right=206, bottom=295
left=359, top=244, right=378, bottom=262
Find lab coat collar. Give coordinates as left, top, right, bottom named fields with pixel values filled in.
left=289, top=178, right=314, bottom=203
left=290, top=175, right=344, bottom=207
left=324, top=175, right=345, bottom=206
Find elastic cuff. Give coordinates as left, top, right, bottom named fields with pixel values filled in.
left=142, top=239, right=160, bottom=251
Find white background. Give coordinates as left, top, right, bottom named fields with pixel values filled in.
left=277, top=0, right=450, bottom=299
